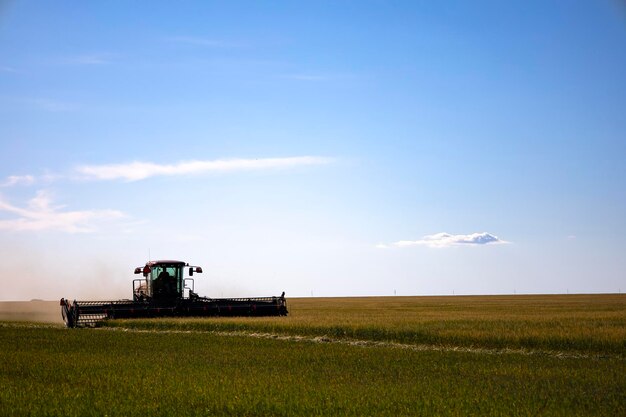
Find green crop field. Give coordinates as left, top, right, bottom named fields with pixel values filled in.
left=1, top=294, right=625, bottom=416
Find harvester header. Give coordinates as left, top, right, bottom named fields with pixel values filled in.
left=60, top=260, right=288, bottom=328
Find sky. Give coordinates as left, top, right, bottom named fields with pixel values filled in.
left=1, top=1, right=625, bottom=300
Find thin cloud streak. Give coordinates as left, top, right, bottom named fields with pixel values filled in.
left=0, top=175, right=35, bottom=187
left=283, top=74, right=330, bottom=81
left=166, top=36, right=243, bottom=48
left=19, top=97, right=77, bottom=112
left=76, top=156, right=333, bottom=182
left=386, top=232, right=508, bottom=248
left=0, top=190, right=125, bottom=233
left=67, top=53, right=114, bottom=65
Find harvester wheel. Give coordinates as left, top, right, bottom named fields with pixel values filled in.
left=60, top=299, right=75, bottom=328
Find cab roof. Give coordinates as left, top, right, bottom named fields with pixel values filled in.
left=146, top=260, right=187, bottom=266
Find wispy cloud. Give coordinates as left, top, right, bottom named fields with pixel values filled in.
left=64, top=52, right=116, bottom=65
left=282, top=74, right=330, bottom=81
left=0, top=156, right=332, bottom=188
left=76, top=156, right=333, bottom=182
left=0, top=190, right=125, bottom=233
left=19, top=97, right=77, bottom=112
left=380, top=232, right=508, bottom=249
left=0, top=65, right=17, bottom=73
left=281, top=72, right=362, bottom=83
left=166, top=36, right=243, bottom=48
left=0, top=175, right=35, bottom=188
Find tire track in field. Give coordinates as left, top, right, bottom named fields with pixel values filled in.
left=2, top=322, right=618, bottom=360
left=101, top=326, right=620, bottom=360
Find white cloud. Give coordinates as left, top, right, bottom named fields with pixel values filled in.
left=0, top=190, right=125, bottom=233
left=76, top=156, right=333, bottom=182
left=0, top=173, right=60, bottom=188
left=386, top=232, right=508, bottom=248
left=0, top=175, right=35, bottom=187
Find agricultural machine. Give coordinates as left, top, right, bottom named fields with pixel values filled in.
left=60, top=260, right=288, bottom=328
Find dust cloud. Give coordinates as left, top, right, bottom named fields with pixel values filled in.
left=0, top=300, right=62, bottom=324
left=0, top=241, right=137, bottom=302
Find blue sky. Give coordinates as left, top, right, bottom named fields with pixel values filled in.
left=1, top=1, right=625, bottom=300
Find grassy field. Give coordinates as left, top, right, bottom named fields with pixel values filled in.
left=110, top=294, right=626, bottom=356
left=0, top=294, right=624, bottom=416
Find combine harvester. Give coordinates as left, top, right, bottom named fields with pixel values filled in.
left=60, top=260, right=288, bottom=328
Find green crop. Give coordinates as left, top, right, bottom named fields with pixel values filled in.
left=0, top=294, right=624, bottom=416
left=109, top=294, right=626, bottom=356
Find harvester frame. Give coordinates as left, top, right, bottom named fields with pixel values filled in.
left=60, top=260, right=288, bottom=328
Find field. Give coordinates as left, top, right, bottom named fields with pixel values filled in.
left=1, top=294, right=624, bottom=416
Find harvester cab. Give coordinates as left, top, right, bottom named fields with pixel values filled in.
left=133, top=260, right=202, bottom=302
